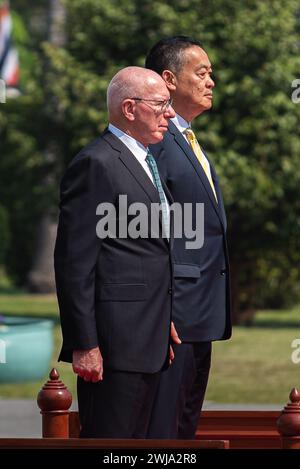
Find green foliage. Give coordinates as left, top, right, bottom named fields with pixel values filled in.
left=200, top=0, right=300, bottom=314
left=42, top=43, right=105, bottom=156
left=2, top=0, right=300, bottom=314
left=0, top=204, right=10, bottom=265
left=0, top=5, right=51, bottom=284
left=0, top=96, right=52, bottom=283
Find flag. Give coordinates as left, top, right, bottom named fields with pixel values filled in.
left=0, top=1, right=20, bottom=90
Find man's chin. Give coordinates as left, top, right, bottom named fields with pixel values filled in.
left=150, top=132, right=166, bottom=144
left=199, top=103, right=213, bottom=114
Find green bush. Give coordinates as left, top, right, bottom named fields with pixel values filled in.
left=0, top=204, right=10, bottom=266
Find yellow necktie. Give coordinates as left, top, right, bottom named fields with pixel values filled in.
left=184, top=128, right=218, bottom=202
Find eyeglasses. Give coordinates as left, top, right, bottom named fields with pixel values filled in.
left=130, top=97, right=173, bottom=113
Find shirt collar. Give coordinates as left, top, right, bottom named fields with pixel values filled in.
left=170, top=113, right=191, bottom=134
left=108, top=123, right=148, bottom=160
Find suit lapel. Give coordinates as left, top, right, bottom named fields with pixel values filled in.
left=102, top=130, right=161, bottom=205
left=209, top=163, right=227, bottom=229
left=161, top=179, right=174, bottom=250
left=161, top=179, right=174, bottom=205
left=168, top=121, right=225, bottom=229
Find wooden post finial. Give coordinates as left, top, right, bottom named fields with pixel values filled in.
left=37, top=368, right=73, bottom=438
left=289, top=388, right=300, bottom=404
left=277, top=387, right=300, bottom=449
left=37, top=368, right=72, bottom=412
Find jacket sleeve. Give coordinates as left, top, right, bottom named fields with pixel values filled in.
left=54, top=153, right=115, bottom=357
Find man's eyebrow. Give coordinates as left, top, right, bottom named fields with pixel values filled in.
left=196, top=64, right=212, bottom=71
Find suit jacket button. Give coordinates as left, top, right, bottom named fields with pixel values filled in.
left=220, top=269, right=226, bottom=276
left=168, top=288, right=172, bottom=294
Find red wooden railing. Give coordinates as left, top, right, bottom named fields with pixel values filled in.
left=34, top=368, right=300, bottom=449
left=34, top=368, right=228, bottom=449
left=1, top=368, right=300, bottom=449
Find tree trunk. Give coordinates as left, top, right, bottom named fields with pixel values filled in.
left=27, top=0, right=65, bottom=293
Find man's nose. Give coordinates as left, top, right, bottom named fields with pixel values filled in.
left=207, top=76, right=215, bottom=88
left=165, top=105, right=175, bottom=118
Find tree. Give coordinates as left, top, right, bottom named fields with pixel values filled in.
left=0, top=0, right=50, bottom=285
left=27, top=0, right=67, bottom=293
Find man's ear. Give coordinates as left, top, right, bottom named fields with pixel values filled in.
left=122, top=99, right=135, bottom=121
left=162, top=70, right=177, bottom=91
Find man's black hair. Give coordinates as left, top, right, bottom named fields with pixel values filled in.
left=145, top=36, right=202, bottom=75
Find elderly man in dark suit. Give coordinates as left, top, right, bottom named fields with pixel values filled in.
left=54, top=66, right=180, bottom=438
left=145, top=36, right=232, bottom=439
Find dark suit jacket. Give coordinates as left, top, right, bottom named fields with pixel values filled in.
left=150, top=121, right=231, bottom=342
left=54, top=129, right=173, bottom=373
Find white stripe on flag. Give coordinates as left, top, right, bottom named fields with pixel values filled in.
left=0, top=7, right=12, bottom=60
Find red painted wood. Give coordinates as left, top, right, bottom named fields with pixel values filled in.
left=0, top=438, right=229, bottom=449
left=277, top=387, right=300, bottom=449
left=35, top=371, right=300, bottom=449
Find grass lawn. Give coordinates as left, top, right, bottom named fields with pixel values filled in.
left=207, top=325, right=299, bottom=404
left=0, top=290, right=300, bottom=405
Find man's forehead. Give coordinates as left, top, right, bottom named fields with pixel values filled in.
left=184, top=45, right=212, bottom=68
left=144, top=81, right=169, bottom=98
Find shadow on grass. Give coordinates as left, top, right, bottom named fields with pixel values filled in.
left=0, top=311, right=60, bottom=323
left=0, top=285, right=24, bottom=295
left=242, top=321, right=300, bottom=329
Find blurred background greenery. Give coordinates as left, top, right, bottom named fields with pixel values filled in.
left=1, top=0, right=300, bottom=403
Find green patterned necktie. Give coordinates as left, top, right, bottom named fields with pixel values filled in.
left=145, top=150, right=170, bottom=239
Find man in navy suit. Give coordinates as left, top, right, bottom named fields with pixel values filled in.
left=145, top=36, right=232, bottom=439
left=54, top=66, right=181, bottom=438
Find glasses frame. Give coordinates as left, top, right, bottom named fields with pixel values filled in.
left=130, top=97, right=173, bottom=113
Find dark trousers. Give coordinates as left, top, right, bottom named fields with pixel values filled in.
left=147, top=342, right=212, bottom=439
left=78, top=369, right=160, bottom=438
